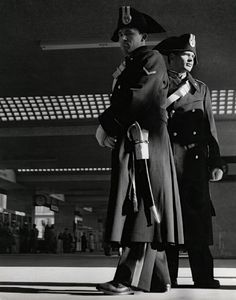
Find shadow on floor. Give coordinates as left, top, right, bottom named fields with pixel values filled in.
left=0, top=282, right=235, bottom=295
left=0, top=282, right=97, bottom=287
left=0, top=282, right=106, bottom=296
left=174, top=284, right=236, bottom=290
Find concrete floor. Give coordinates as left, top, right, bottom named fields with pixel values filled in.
left=0, top=253, right=236, bottom=300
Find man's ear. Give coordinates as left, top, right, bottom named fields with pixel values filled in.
left=169, top=53, right=175, bottom=64
left=169, top=53, right=174, bottom=60
left=141, top=33, right=148, bottom=41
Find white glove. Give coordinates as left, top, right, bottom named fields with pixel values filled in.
left=95, top=125, right=107, bottom=147
left=210, top=168, right=223, bottom=181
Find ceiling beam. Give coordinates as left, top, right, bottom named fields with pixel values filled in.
left=17, top=173, right=110, bottom=182
left=0, top=125, right=97, bottom=137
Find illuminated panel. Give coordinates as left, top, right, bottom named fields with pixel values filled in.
left=0, top=94, right=111, bottom=122
left=211, top=90, right=236, bottom=115
left=1, top=90, right=236, bottom=122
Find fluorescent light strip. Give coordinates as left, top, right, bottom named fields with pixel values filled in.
left=17, top=168, right=111, bottom=173
left=40, top=40, right=160, bottom=50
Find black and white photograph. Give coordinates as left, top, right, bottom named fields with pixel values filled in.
left=0, top=1, right=236, bottom=299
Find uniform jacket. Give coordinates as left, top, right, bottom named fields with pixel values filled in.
left=99, top=46, right=184, bottom=247
left=167, top=71, right=223, bottom=245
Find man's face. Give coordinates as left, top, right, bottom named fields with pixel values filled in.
left=118, top=28, right=146, bottom=55
left=170, top=51, right=195, bottom=73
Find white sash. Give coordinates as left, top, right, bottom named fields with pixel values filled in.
left=163, top=80, right=191, bottom=109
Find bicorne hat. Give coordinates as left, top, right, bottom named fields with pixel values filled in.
left=111, top=6, right=165, bottom=42
left=154, top=33, right=198, bottom=64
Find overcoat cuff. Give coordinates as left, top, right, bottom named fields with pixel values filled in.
left=208, top=156, right=224, bottom=171
left=98, top=107, right=124, bottom=137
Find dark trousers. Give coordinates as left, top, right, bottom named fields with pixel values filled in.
left=113, top=243, right=170, bottom=292
left=166, top=244, right=214, bottom=284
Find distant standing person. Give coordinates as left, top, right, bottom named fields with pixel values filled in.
left=29, top=224, right=39, bottom=253
left=81, top=232, right=87, bottom=252
left=88, top=233, right=95, bottom=252
left=57, top=232, right=63, bottom=253
left=48, top=224, right=57, bottom=253
left=62, top=228, right=72, bottom=253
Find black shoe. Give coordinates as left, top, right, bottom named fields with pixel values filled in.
left=194, top=279, right=220, bottom=289
left=171, top=280, right=178, bottom=288
left=130, top=286, right=144, bottom=294
left=96, top=281, right=134, bottom=295
left=152, top=283, right=171, bottom=292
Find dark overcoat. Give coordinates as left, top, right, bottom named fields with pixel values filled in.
left=99, top=46, right=184, bottom=248
left=167, top=71, right=223, bottom=245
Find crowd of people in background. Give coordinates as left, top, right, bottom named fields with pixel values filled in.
left=0, top=221, right=15, bottom=253
left=0, top=220, right=97, bottom=254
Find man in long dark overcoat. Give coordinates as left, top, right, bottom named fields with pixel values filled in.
left=155, top=33, right=223, bottom=288
left=95, top=6, right=184, bottom=295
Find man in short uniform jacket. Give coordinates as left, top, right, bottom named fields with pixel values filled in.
left=155, top=33, right=223, bottom=288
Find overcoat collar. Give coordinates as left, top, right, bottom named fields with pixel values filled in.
left=168, top=70, right=200, bottom=93
left=125, top=46, right=149, bottom=63
left=187, top=72, right=200, bottom=92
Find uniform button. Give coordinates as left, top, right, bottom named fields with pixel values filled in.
left=173, top=132, right=177, bottom=136
left=171, top=110, right=175, bottom=114
left=192, top=109, right=195, bottom=112
left=193, top=131, right=197, bottom=135
left=195, top=155, right=199, bottom=159
left=117, top=85, right=121, bottom=89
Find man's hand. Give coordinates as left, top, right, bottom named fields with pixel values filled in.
left=95, top=125, right=117, bottom=149
left=103, top=136, right=117, bottom=149
left=210, top=168, right=223, bottom=181
left=95, top=125, right=107, bottom=147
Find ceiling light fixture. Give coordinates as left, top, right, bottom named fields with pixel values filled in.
left=40, top=40, right=161, bottom=50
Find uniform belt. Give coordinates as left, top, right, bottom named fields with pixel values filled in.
left=184, top=143, right=197, bottom=150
